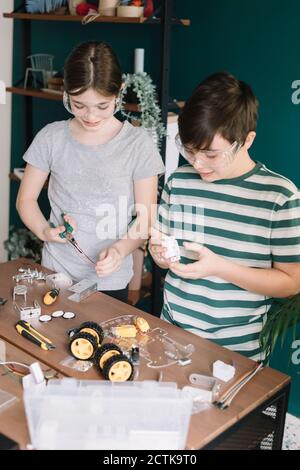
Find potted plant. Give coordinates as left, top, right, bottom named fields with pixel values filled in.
left=120, top=72, right=166, bottom=149
left=259, top=295, right=300, bottom=360
left=4, top=226, right=43, bottom=262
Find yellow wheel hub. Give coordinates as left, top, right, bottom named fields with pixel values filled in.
left=99, top=350, right=120, bottom=370
left=80, top=328, right=99, bottom=343
left=108, top=360, right=132, bottom=381
left=70, top=338, right=94, bottom=360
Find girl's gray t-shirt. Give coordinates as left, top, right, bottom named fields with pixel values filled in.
left=23, top=119, right=165, bottom=290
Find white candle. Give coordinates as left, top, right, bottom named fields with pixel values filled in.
left=0, top=80, right=6, bottom=104
left=134, top=48, right=145, bottom=74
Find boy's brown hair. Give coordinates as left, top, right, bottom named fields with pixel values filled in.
left=64, top=41, right=122, bottom=97
left=178, top=72, right=259, bottom=150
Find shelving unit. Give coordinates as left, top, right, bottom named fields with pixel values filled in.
left=4, top=0, right=190, bottom=315
left=3, top=11, right=190, bottom=26
left=6, top=86, right=141, bottom=111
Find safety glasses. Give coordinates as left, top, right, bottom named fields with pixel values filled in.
left=175, top=134, right=242, bottom=168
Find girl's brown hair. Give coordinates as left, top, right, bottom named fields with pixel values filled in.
left=178, top=72, right=259, bottom=150
left=64, top=41, right=122, bottom=97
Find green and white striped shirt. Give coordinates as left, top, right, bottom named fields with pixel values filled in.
left=156, top=162, right=300, bottom=361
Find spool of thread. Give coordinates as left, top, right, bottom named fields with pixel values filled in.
left=134, top=48, right=145, bottom=74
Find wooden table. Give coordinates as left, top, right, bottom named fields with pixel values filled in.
left=0, top=259, right=291, bottom=450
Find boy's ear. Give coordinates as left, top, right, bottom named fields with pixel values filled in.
left=244, top=131, right=256, bottom=150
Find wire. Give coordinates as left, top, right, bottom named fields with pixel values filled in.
left=67, top=237, right=96, bottom=266
left=0, top=361, right=30, bottom=369
left=0, top=361, right=30, bottom=378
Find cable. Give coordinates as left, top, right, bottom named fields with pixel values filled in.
left=0, top=361, right=30, bottom=369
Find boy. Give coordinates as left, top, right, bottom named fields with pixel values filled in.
left=150, top=72, right=300, bottom=361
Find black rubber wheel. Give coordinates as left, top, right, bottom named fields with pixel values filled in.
left=78, top=321, right=104, bottom=345
left=69, top=331, right=98, bottom=360
left=102, top=354, right=134, bottom=382
left=94, top=343, right=123, bottom=371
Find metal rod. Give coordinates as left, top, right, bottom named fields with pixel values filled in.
left=151, top=0, right=173, bottom=316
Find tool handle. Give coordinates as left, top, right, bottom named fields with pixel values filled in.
left=17, top=327, right=45, bottom=350
left=16, top=321, right=53, bottom=347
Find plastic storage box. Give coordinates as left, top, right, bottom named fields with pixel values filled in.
left=24, top=379, right=193, bottom=450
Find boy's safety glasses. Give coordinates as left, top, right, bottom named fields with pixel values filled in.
left=175, top=134, right=242, bottom=168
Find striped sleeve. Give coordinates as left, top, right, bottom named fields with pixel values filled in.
left=155, top=176, right=172, bottom=235
left=271, top=191, right=300, bottom=262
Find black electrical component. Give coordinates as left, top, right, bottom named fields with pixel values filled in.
left=0, top=297, right=7, bottom=307
left=0, top=433, right=19, bottom=450
left=131, top=346, right=140, bottom=364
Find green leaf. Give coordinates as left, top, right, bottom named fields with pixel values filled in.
left=260, top=294, right=300, bottom=357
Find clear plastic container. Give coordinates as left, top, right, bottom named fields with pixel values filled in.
left=0, top=389, right=18, bottom=413
left=24, top=379, right=193, bottom=450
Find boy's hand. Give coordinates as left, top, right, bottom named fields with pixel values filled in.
left=169, top=242, right=221, bottom=279
left=96, top=246, right=123, bottom=277
left=148, top=228, right=171, bottom=269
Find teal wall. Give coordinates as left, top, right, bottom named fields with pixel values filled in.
left=8, top=0, right=300, bottom=415
left=10, top=0, right=300, bottom=225
left=270, top=325, right=300, bottom=417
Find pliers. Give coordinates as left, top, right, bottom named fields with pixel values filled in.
left=52, top=213, right=96, bottom=266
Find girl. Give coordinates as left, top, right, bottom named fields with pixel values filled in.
left=17, top=41, right=164, bottom=302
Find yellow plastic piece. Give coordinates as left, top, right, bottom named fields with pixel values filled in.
left=99, top=350, right=120, bottom=370
left=80, top=328, right=100, bottom=344
left=70, top=338, right=94, bottom=360
left=113, top=324, right=137, bottom=338
left=108, top=360, right=133, bottom=381
left=134, top=316, right=150, bottom=333
left=43, top=289, right=59, bottom=306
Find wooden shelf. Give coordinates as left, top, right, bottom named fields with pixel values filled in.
left=9, top=172, right=22, bottom=183
left=7, top=86, right=62, bottom=101
left=6, top=87, right=185, bottom=112
left=3, top=12, right=190, bottom=26
left=6, top=87, right=141, bottom=112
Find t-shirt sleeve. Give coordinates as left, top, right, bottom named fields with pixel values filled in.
left=132, top=129, right=165, bottom=181
left=155, top=176, right=172, bottom=235
left=23, top=125, right=52, bottom=173
left=271, top=191, right=300, bottom=263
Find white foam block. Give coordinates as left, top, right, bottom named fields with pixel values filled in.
left=213, top=360, right=235, bottom=382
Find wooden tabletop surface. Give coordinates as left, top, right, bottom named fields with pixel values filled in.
left=0, top=259, right=290, bottom=450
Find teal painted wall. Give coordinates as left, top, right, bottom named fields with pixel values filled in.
left=270, top=325, right=300, bottom=417
left=10, top=0, right=300, bottom=225
left=8, top=0, right=300, bottom=415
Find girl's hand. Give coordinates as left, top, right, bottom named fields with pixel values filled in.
left=148, top=228, right=171, bottom=269
left=169, top=242, right=222, bottom=279
left=62, top=214, right=77, bottom=234
left=42, top=225, right=67, bottom=243
left=42, top=214, right=77, bottom=243
left=96, top=246, right=123, bottom=277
